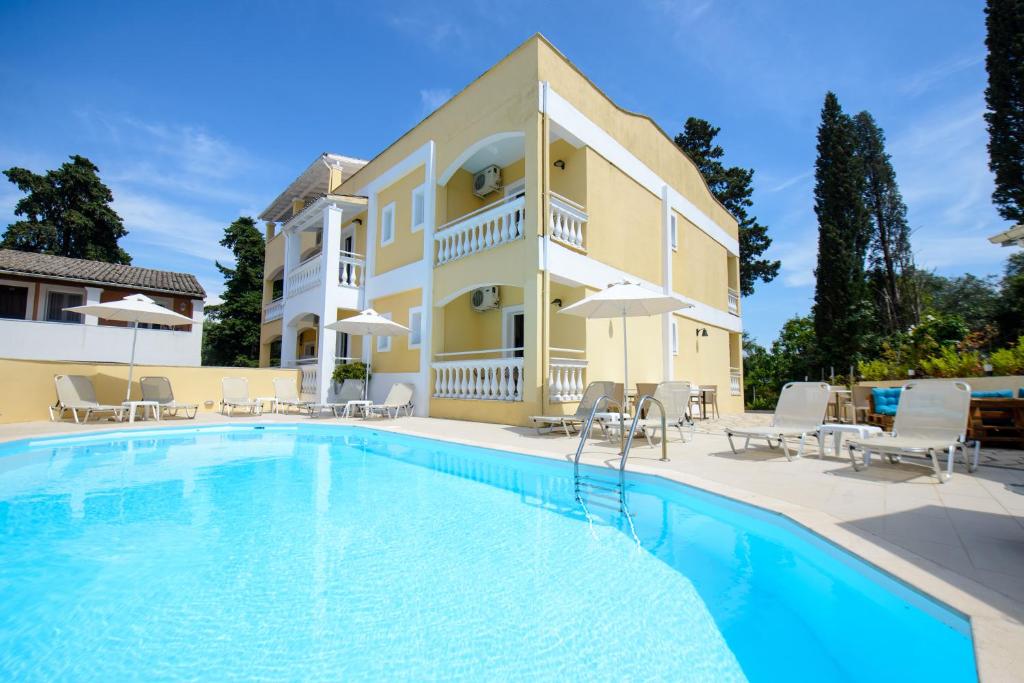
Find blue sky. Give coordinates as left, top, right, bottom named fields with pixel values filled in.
left=0, top=0, right=1010, bottom=344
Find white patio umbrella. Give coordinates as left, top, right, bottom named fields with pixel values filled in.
left=559, top=281, right=692, bottom=447
left=325, top=309, right=410, bottom=400
left=64, top=294, right=194, bottom=401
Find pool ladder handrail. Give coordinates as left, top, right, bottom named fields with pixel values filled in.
left=573, top=394, right=670, bottom=476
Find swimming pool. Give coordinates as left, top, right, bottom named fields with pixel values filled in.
left=0, top=425, right=976, bottom=681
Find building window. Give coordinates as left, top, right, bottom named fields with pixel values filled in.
left=671, top=319, right=679, bottom=355
left=137, top=296, right=177, bottom=330
left=381, top=202, right=395, bottom=246
left=408, top=307, right=423, bottom=348
left=411, top=186, right=426, bottom=232
left=377, top=312, right=393, bottom=352
left=45, top=290, right=84, bottom=324
left=670, top=214, right=678, bottom=251
left=0, top=284, right=28, bottom=320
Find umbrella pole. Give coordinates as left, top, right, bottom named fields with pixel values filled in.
left=621, top=311, right=628, bottom=454
left=126, top=320, right=139, bottom=402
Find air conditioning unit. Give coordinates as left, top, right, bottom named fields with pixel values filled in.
left=472, top=165, right=501, bottom=198
left=471, top=286, right=500, bottom=311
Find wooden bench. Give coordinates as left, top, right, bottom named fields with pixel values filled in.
left=968, top=398, right=1024, bottom=449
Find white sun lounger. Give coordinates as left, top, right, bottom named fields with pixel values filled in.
left=531, top=381, right=616, bottom=437
left=220, top=377, right=261, bottom=415
left=139, top=376, right=198, bottom=419
left=637, top=381, right=696, bottom=446
left=725, top=382, right=831, bottom=460
left=307, top=379, right=366, bottom=417
left=846, top=380, right=979, bottom=483
left=365, top=382, right=414, bottom=418
left=49, top=374, right=127, bottom=423
left=273, top=377, right=313, bottom=414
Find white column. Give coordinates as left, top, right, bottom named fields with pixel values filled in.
left=283, top=229, right=301, bottom=298
left=189, top=298, right=205, bottom=366
left=281, top=321, right=298, bottom=368
left=661, top=185, right=673, bottom=381
left=83, top=287, right=102, bottom=326
left=415, top=141, right=437, bottom=417
left=317, top=204, right=343, bottom=403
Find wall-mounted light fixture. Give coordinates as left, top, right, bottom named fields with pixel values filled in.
left=551, top=298, right=563, bottom=308
left=553, top=160, right=566, bottom=170
left=353, top=218, right=363, bottom=226
left=695, top=328, right=709, bottom=337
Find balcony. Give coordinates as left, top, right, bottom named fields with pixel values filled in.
left=548, top=193, right=587, bottom=251
left=432, top=348, right=524, bottom=401
left=728, top=288, right=740, bottom=316
left=434, top=195, right=525, bottom=266
left=263, top=297, right=284, bottom=323
left=548, top=356, right=587, bottom=402
left=287, top=253, right=323, bottom=297
left=730, top=367, right=742, bottom=396
left=339, top=251, right=364, bottom=288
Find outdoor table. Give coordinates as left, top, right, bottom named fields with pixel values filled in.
left=122, top=400, right=160, bottom=423
left=341, top=400, right=373, bottom=418
left=817, top=422, right=883, bottom=460
left=253, top=397, right=276, bottom=415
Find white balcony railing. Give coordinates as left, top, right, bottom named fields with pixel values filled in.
left=299, top=364, right=318, bottom=397
left=548, top=358, right=587, bottom=403
left=434, top=195, right=525, bottom=266
left=432, top=357, right=524, bottom=401
left=263, top=297, right=284, bottom=323
left=287, top=253, right=322, bottom=297
left=548, top=193, right=587, bottom=251
left=339, top=251, right=364, bottom=288
left=728, top=288, right=740, bottom=316
left=730, top=367, right=742, bottom=396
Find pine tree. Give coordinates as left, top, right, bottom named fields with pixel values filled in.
left=2, top=155, right=131, bottom=264
left=852, top=111, right=918, bottom=335
left=812, top=93, right=872, bottom=370
left=674, top=118, right=780, bottom=295
left=202, top=217, right=265, bottom=367
left=984, top=0, right=1024, bottom=223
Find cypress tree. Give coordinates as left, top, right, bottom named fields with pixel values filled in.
left=202, top=217, right=265, bottom=367
left=812, top=93, right=872, bottom=370
left=852, top=111, right=918, bottom=335
left=984, top=0, right=1024, bottom=223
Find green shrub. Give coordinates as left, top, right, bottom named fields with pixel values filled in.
left=332, top=361, right=369, bottom=385
left=919, top=346, right=982, bottom=378
left=989, top=337, right=1024, bottom=376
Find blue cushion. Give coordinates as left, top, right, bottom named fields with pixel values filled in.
left=871, top=387, right=902, bottom=416
left=1019, top=388, right=1024, bottom=399
left=972, top=390, right=1013, bottom=399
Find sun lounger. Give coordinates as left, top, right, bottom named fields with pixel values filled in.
left=725, top=382, right=831, bottom=460
left=272, top=377, right=313, bottom=414
left=220, top=377, right=261, bottom=415
left=531, top=381, right=616, bottom=436
left=49, top=374, right=127, bottom=423
left=637, top=381, right=696, bottom=445
left=365, top=382, right=414, bottom=418
left=307, top=379, right=366, bottom=417
left=846, top=380, right=979, bottom=483
left=139, top=376, right=198, bottom=419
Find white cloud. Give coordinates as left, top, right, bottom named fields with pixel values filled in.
left=773, top=237, right=817, bottom=287
left=112, top=188, right=233, bottom=264
left=898, top=54, right=983, bottom=97
left=419, top=88, right=452, bottom=115
left=387, top=13, right=470, bottom=51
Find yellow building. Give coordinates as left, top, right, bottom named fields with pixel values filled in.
left=257, top=35, right=744, bottom=424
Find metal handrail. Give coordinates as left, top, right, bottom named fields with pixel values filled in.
left=622, top=395, right=669, bottom=468
left=573, top=394, right=617, bottom=474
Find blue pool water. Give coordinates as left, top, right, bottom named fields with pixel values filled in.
left=0, top=425, right=976, bottom=681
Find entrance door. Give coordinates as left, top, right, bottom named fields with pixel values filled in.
left=512, top=314, right=524, bottom=358
left=341, top=234, right=355, bottom=285
left=0, top=285, right=28, bottom=319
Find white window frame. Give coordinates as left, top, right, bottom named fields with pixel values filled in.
left=504, top=178, right=525, bottom=198
left=376, top=311, right=393, bottom=352
left=501, top=305, right=525, bottom=358
left=670, top=214, right=678, bottom=251
left=380, top=202, right=396, bottom=246
left=40, top=284, right=86, bottom=324
left=411, top=185, right=426, bottom=233
left=0, top=277, right=34, bottom=320
left=408, top=306, right=423, bottom=349
left=671, top=318, right=679, bottom=355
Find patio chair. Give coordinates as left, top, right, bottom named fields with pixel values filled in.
left=365, top=382, right=414, bottom=418
left=139, top=376, right=198, bottom=419
left=49, top=375, right=127, bottom=423
left=846, top=381, right=979, bottom=483
left=637, top=381, right=696, bottom=446
left=220, top=377, right=261, bottom=416
left=530, top=381, right=616, bottom=436
left=307, top=379, right=366, bottom=418
left=273, top=377, right=312, bottom=414
left=725, top=382, right=831, bottom=460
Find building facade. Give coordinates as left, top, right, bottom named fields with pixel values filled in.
left=0, top=249, right=206, bottom=366
left=257, top=35, right=743, bottom=424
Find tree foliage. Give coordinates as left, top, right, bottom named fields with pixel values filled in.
left=673, top=117, right=780, bottom=295
left=984, top=0, right=1024, bottom=223
left=2, top=155, right=131, bottom=264
left=812, top=92, right=873, bottom=369
left=202, top=217, right=265, bottom=367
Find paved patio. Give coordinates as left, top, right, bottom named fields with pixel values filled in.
left=3, top=411, right=1024, bottom=679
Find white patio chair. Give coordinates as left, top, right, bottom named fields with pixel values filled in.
left=637, top=381, right=696, bottom=446
left=220, top=377, right=261, bottom=416
left=725, top=382, right=831, bottom=460
left=846, top=380, right=980, bottom=483
left=49, top=375, right=126, bottom=423
left=365, top=382, right=414, bottom=419
left=307, top=379, right=366, bottom=418
left=530, top=381, right=616, bottom=436
left=139, top=376, right=198, bottom=419
left=272, top=377, right=312, bottom=414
